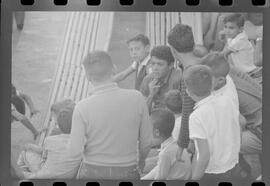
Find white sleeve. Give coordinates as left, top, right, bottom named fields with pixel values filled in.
left=189, top=114, right=207, bottom=139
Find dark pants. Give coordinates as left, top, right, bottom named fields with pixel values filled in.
left=77, top=163, right=140, bottom=179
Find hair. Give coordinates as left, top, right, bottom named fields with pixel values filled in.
left=82, top=51, right=113, bottom=81
left=184, top=65, right=213, bottom=97
left=164, top=89, right=182, bottom=114
left=168, top=24, right=195, bottom=53
left=51, top=99, right=75, bottom=134
left=11, top=84, right=26, bottom=115
left=223, top=13, right=245, bottom=28
left=151, top=108, right=175, bottom=138
left=150, top=45, right=175, bottom=65
left=200, top=52, right=230, bottom=78
left=127, top=34, right=150, bottom=46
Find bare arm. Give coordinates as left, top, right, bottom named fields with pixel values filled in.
left=191, top=138, right=210, bottom=180
left=112, top=62, right=137, bottom=83
left=18, top=92, right=39, bottom=116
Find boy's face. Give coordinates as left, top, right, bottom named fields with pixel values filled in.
left=224, top=22, right=242, bottom=39
left=151, top=56, right=171, bottom=79
left=128, top=41, right=149, bottom=63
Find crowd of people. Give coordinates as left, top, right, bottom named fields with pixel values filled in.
left=12, top=13, right=262, bottom=181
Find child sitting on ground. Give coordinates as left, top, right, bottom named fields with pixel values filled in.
left=141, top=108, right=191, bottom=180
left=183, top=65, right=241, bottom=181
left=164, top=89, right=183, bottom=141
left=17, top=99, right=82, bottom=179
left=219, top=14, right=257, bottom=76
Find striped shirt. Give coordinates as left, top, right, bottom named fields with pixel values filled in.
left=177, top=78, right=195, bottom=148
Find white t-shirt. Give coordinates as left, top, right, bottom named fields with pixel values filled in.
left=227, top=31, right=256, bottom=73
left=213, top=75, right=239, bottom=109
left=172, top=115, right=182, bottom=140
left=189, top=94, right=241, bottom=174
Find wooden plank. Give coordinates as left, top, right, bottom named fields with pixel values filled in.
left=160, top=12, right=165, bottom=45
left=70, top=13, right=92, bottom=100
left=63, top=12, right=85, bottom=98
left=57, top=12, right=80, bottom=101
left=155, top=12, right=161, bottom=45
left=149, top=12, right=155, bottom=48
left=38, top=12, right=75, bottom=146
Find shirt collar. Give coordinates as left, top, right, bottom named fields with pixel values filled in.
left=93, top=82, right=119, bottom=95
left=194, top=94, right=214, bottom=109
left=212, top=76, right=229, bottom=96
left=160, top=136, right=174, bottom=150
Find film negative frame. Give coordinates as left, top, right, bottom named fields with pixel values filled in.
left=1, top=0, right=270, bottom=185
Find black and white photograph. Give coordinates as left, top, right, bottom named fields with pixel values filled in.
left=11, top=11, right=263, bottom=181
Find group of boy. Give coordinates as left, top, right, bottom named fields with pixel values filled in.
left=16, top=13, right=262, bottom=181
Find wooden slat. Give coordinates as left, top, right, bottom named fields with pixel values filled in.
left=155, top=12, right=161, bottom=45
left=150, top=12, right=155, bottom=48
left=70, top=13, right=93, bottom=100
left=160, top=12, right=165, bottom=45
left=39, top=12, right=114, bottom=146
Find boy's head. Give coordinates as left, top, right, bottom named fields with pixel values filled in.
left=150, top=45, right=175, bottom=79
left=183, top=65, right=213, bottom=101
left=151, top=108, right=175, bottom=140
left=83, top=51, right=114, bottom=83
left=223, top=13, right=245, bottom=39
left=200, top=52, right=230, bottom=90
left=51, top=99, right=75, bottom=134
left=164, top=89, right=182, bottom=114
left=127, top=34, right=150, bottom=63
left=168, top=24, right=195, bottom=57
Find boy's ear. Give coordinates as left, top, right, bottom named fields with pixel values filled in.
left=154, top=128, right=160, bottom=137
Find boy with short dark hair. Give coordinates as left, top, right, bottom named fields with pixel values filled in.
left=141, top=108, right=191, bottom=180
left=183, top=65, right=240, bottom=180
left=140, top=45, right=182, bottom=112
left=219, top=13, right=257, bottom=74
left=112, top=34, right=151, bottom=90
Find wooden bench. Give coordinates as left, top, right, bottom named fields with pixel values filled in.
left=38, top=12, right=114, bottom=146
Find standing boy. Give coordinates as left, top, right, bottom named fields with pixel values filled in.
left=184, top=65, right=240, bottom=180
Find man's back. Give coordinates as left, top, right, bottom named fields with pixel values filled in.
left=71, top=83, right=152, bottom=167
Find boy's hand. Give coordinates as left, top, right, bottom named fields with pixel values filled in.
left=218, top=30, right=227, bottom=42
left=131, top=61, right=139, bottom=70
left=149, top=79, right=160, bottom=97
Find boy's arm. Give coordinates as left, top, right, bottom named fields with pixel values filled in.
left=18, top=92, right=39, bottom=116
left=112, top=62, right=138, bottom=83
left=176, top=82, right=195, bottom=161
left=191, top=138, right=210, bottom=180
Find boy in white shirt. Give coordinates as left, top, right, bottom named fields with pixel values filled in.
left=220, top=14, right=257, bottom=74
left=183, top=65, right=241, bottom=181
left=142, top=108, right=191, bottom=180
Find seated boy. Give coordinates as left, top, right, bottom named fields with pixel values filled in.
left=219, top=14, right=257, bottom=75
left=17, top=99, right=82, bottom=179
left=112, top=34, right=151, bottom=90
left=164, top=89, right=182, bottom=140
left=183, top=65, right=241, bottom=181
left=141, top=108, right=191, bottom=180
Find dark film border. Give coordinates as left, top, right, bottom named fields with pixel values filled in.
left=1, top=0, right=270, bottom=185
